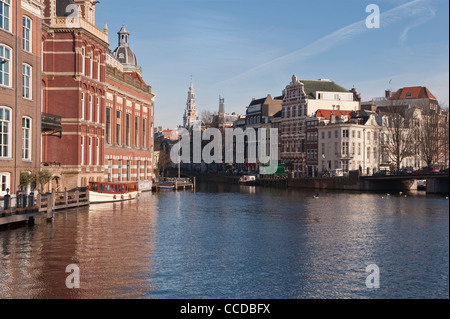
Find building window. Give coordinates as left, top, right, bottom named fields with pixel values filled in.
left=0, top=106, right=11, bottom=158
left=106, top=107, right=111, bottom=144
left=96, top=138, right=99, bottom=166
left=22, top=117, right=31, bottom=160
left=116, top=111, right=121, bottom=144
left=118, top=159, right=122, bottom=181
left=88, top=137, right=92, bottom=165
left=81, top=92, right=85, bottom=119
left=89, top=95, right=93, bottom=121
left=22, top=16, right=32, bottom=52
left=81, top=47, right=85, bottom=75
left=0, top=172, right=10, bottom=196
left=142, top=118, right=147, bottom=148
left=22, top=64, right=31, bottom=99
left=126, top=113, right=130, bottom=146
left=96, top=97, right=100, bottom=123
left=80, top=136, right=84, bottom=165
left=144, top=161, right=148, bottom=180
left=107, top=159, right=112, bottom=182
left=0, top=0, right=10, bottom=32
left=135, top=116, right=139, bottom=147
left=97, top=57, right=101, bottom=81
left=89, top=53, right=93, bottom=78
left=137, top=160, right=140, bottom=181
left=127, top=160, right=131, bottom=181
left=0, top=44, right=11, bottom=87
left=343, top=129, right=349, bottom=138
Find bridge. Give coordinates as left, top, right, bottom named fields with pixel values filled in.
left=361, top=174, right=449, bottom=194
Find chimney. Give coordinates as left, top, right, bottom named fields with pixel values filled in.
left=385, top=90, right=392, bottom=98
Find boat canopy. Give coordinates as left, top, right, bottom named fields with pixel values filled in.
left=89, top=182, right=138, bottom=194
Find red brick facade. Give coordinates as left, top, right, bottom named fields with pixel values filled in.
left=40, top=0, right=154, bottom=191
left=0, top=0, right=44, bottom=195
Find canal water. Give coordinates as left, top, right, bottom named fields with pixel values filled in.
left=0, top=183, right=448, bottom=299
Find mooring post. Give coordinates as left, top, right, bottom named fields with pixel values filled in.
left=64, top=187, right=68, bottom=207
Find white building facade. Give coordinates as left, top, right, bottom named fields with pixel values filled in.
left=317, top=113, right=382, bottom=176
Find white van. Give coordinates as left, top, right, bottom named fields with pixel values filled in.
left=331, top=169, right=344, bottom=177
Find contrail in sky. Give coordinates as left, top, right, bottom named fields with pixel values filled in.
left=218, top=0, right=436, bottom=85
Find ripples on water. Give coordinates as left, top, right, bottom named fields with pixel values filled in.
left=0, top=183, right=448, bottom=299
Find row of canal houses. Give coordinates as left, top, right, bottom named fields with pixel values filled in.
left=233, top=75, right=445, bottom=177
left=0, top=0, right=155, bottom=196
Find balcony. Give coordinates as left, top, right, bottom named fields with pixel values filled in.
left=50, top=17, right=109, bottom=44
left=41, top=113, right=62, bottom=138
left=335, top=152, right=355, bottom=160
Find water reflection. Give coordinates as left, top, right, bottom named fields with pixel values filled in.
left=0, top=184, right=448, bottom=299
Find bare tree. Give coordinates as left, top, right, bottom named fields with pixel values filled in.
left=381, top=101, right=416, bottom=172
left=416, top=100, right=441, bottom=168
left=438, top=104, right=449, bottom=169
left=200, top=110, right=219, bottom=129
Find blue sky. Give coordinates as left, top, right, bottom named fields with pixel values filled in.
left=96, top=0, right=449, bottom=129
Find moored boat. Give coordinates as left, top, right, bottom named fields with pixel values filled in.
left=89, top=181, right=140, bottom=203
left=239, top=175, right=256, bottom=186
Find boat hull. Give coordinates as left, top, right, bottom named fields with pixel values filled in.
left=89, top=191, right=140, bottom=203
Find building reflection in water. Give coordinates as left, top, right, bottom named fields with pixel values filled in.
left=0, top=193, right=159, bottom=299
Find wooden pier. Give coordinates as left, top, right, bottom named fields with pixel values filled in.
left=0, top=188, right=89, bottom=226
left=152, top=177, right=196, bottom=192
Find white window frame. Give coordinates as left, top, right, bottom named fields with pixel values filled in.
left=22, top=16, right=32, bottom=53
left=0, top=44, right=11, bottom=87
left=88, top=137, right=92, bottom=165
left=97, top=56, right=101, bottom=81
left=81, top=47, right=85, bottom=75
left=0, top=0, right=10, bottom=32
left=80, top=136, right=84, bottom=165
left=89, top=95, right=92, bottom=122
left=96, top=137, right=99, bottom=166
left=22, top=116, right=32, bottom=160
left=81, top=92, right=85, bottom=120
left=0, top=172, right=10, bottom=196
left=22, top=63, right=32, bottom=99
left=96, top=97, right=100, bottom=123
left=0, top=106, right=11, bottom=158
left=89, top=52, right=93, bottom=78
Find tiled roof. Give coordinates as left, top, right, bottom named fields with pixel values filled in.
left=301, top=80, right=349, bottom=99
left=315, top=109, right=353, bottom=119
left=391, top=86, right=437, bottom=100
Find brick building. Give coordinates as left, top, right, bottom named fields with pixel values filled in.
left=104, top=26, right=155, bottom=189
left=0, top=0, right=44, bottom=195
left=41, top=0, right=155, bottom=191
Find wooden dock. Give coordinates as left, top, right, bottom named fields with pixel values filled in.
left=0, top=188, right=89, bottom=226
left=152, top=177, right=196, bottom=192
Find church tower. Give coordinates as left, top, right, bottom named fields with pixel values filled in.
left=183, top=78, right=199, bottom=130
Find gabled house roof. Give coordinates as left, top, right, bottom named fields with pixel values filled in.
left=301, top=79, right=350, bottom=99
left=391, top=86, right=437, bottom=100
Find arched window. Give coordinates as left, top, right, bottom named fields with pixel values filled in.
left=22, top=16, right=32, bottom=52
left=0, top=172, right=10, bottom=196
left=22, top=116, right=32, bottom=160
left=0, top=106, right=11, bottom=158
left=22, top=64, right=32, bottom=99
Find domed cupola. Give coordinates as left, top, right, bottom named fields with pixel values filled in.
left=112, top=25, right=142, bottom=73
